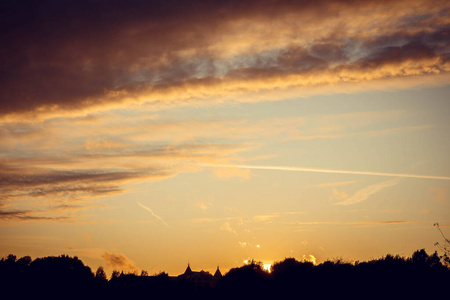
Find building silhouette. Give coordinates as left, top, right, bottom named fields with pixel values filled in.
left=177, top=263, right=222, bottom=288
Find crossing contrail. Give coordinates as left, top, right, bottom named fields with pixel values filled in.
left=201, top=164, right=450, bottom=181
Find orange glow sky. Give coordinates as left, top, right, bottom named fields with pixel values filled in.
left=1, top=0, right=449, bottom=275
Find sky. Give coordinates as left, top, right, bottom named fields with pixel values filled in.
left=1, top=0, right=450, bottom=276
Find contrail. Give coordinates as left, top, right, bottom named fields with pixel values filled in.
left=137, top=202, right=170, bottom=227
left=201, top=164, right=450, bottom=181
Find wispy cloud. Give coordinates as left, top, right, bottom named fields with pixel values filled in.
left=220, top=222, right=238, bottom=235
left=0, top=108, right=434, bottom=222
left=291, top=124, right=434, bottom=141
left=252, top=211, right=306, bottom=223
left=188, top=211, right=306, bottom=227
left=195, top=201, right=212, bottom=211
left=137, top=202, right=169, bottom=227
left=189, top=217, right=237, bottom=224
left=330, top=188, right=350, bottom=202
left=0, top=210, right=70, bottom=222
left=335, top=178, right=400, bottom=205
left=0, top=140, right=251, bottom=222
left=288, top=220, right=414, bottom=227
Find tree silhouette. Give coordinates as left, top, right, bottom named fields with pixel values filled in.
left=434, top=222, right=450, bottom=267
left=0, top=254, right=95, bottom=299
left=1, top=250, right=449, bottom=300
left=218, top=260, right=270, bottom=299
left=95, top=266, right=107, bottom=281
left=111, top=269, right=121, bottom=280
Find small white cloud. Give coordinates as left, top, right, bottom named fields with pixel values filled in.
left=253, top=214, right=278, bottom=222
left=330, top=188, right=349, bottom=201
left=220, top=221, right=237, bottom=235
left=195, top=201, right=212, bottom=211
left=238, top=241, right=248, bottom=248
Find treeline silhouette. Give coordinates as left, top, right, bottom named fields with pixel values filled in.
left=1, top=250, right=448, bottom=300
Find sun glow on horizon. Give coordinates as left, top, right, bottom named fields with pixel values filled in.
left=242, top=259, right=272, bottom=273
left=263, top=263, right=272, bottom=273
left=304, top=255, right=317, bottom=265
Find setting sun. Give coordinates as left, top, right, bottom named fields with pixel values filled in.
left=263, top=263, right=272, bottom=273
left=305, top=255, right=317, bottom=265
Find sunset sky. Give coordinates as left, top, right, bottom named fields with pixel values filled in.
left=1, top=0, right=450, bottom=275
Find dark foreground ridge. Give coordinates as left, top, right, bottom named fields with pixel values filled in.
left=1, top=249, right=449, bottom=300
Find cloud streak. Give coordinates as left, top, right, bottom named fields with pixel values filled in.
left=201, top=164, right=450, bottom=181
left=289, top=220, right=414, bottom=226
left=137, top=202, right=169, bottom=227
left=0, top=141, right=250, bottom=222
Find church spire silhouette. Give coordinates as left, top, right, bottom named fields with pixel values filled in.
left=184, top=263, right=193, bottom=275
left=214, top=265, right=222, bottom=278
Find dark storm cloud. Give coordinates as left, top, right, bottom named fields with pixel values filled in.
left=0, top=0, right=448, bottom=119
